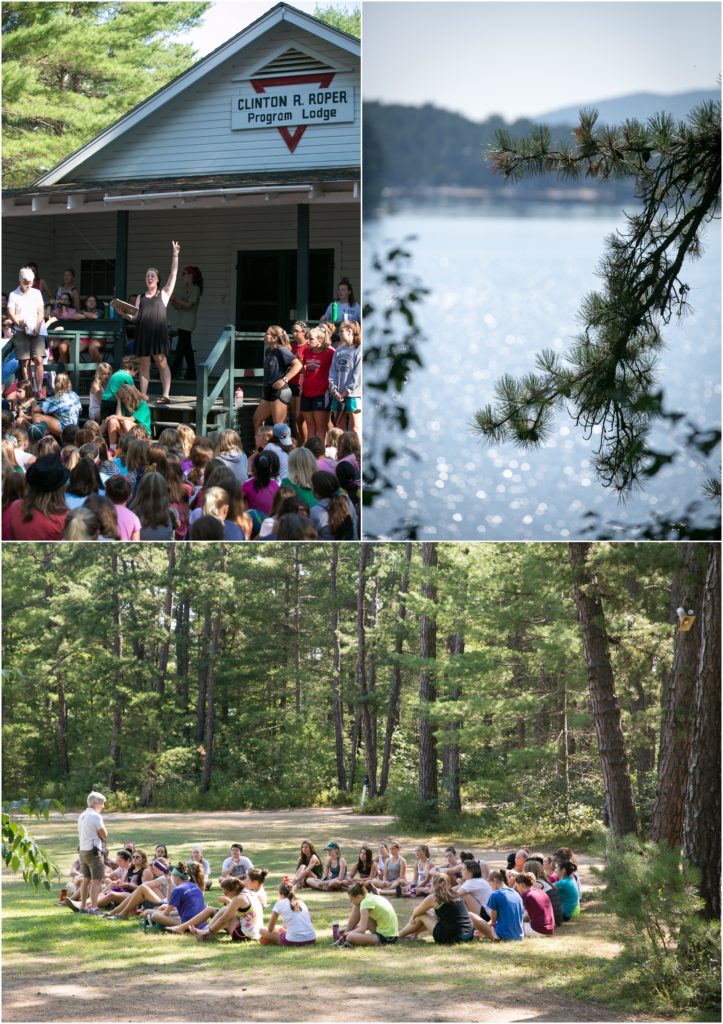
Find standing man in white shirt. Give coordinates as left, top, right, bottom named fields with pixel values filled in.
left=72, top=791, right=108, bottom=915
left=6, top=267, right=47, bottom=397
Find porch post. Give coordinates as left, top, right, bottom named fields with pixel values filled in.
left=114, top=210, right=129, bottom=365
left=296, top=203, right=309, bottom=320
left=115, top=210, right=128, bottom=300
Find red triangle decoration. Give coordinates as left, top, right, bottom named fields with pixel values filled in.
left=250, top=72, right=335, bottom=154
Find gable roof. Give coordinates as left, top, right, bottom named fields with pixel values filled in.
left=34, top=2, right=359, bottom=188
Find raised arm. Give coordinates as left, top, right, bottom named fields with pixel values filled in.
left=162, top=241, right=181, bottom=306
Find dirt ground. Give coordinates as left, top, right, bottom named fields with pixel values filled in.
left=2, top=808, right=658, bottom=1024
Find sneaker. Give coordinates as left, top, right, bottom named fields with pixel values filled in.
left=65, top=899, right=81, bottom=913
left=395, top=884, right=403, bottom=898
left=336, top=940, right=353, bottom=949
left=85, top=908, right=104, bottom=916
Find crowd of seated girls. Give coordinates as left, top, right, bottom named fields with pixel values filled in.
left=61, top=835, right=581, bottom=949
left=0, top=421, right=360, bottom=542
left=2, top=360, right=360, bottom=541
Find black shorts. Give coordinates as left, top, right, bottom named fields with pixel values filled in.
left=300, top=393, right=329, bottom=413
left=377, top=933, right=398, bottom=945
left=288, top=382, right=301, bottom=397
left=231, top=926, right=253, bottom=942
left=100, top=397, right=117, bottom=420
left=263, top=385, right=292, bottom=405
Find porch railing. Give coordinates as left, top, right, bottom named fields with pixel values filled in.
left=2, top=321, right=125, bottom=393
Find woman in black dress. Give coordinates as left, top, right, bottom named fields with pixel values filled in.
left=121, top=241, right=180, bottom=405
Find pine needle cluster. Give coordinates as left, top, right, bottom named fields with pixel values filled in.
left=477, top=103, right=721, bottom=494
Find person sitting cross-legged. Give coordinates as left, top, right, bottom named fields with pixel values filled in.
left=141, top=861, right=205, bottom=931
left=259, top=880, right=316, bottom=947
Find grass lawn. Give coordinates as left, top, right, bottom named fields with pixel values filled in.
left=2, top=808, right=664, bottom=1022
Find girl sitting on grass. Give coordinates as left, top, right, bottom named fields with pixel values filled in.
left=403, top=844, right=436, bottom=897
left=291, top=840, right=323, bottom=887
left=472, top=869, right=524, bottom=942
left=369, top=840, right=407, bottom=897
left=103, top=858, right=171, bottom=918
left=305, top=842, right=348, bottom=892
left=181, top=875, right=265, bottom=941
left=337, top=882, right=399, bottom=947
left=453, top=859, right=492, bottom=920
left=398, top=874, right=474, bottom=944
left=143, top=861, right=205, bottom=931
left=259, top=881, right=316, bottom=947
left=341, top=845, right=377, bottom=888
left=553, top=860, right=580, bottom=921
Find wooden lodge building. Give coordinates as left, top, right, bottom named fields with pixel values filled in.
left=2, top=2, right=360, bottom=409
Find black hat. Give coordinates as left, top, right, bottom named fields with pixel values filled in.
left=25, top=453, right=69, bottom=493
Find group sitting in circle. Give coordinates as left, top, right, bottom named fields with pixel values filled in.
left=65, top=837, right=580, bottom=950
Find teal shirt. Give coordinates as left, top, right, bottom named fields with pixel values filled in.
left=554, top=875, right=579, bottom=918
left=102, top=369, right=133, bottom=402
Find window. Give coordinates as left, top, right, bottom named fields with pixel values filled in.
left=80, top=259, right=115, bottom=300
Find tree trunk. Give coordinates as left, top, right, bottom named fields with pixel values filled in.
left=348, top=709, right=362, bottom=792
left=108, top=550, right=123, bottom=791
left=329, top=545, right=347, bottom=790
left=43, top=551, right=70, bottom=777
left=194, top=601, right=211, bottom=745
left=356, top=544, right=377, bottom=795
left=568, top=543, right=638, bottom=836
left=380, top=543, right=412, bottom=795
left=176, top=593, right=191, bottom=738
left=418, top=542, right=438, bottom=803
left=558, top=673, right=571, bottom=821
left=442, top=631, right=463, bottom=812
left=683, top=545, right=721, bottom=920
left=293, top=546, right=302, bottom=714
left=651, top=543, right=706, bottom=847
left=156, top=544, right=176, bottom=696
left=201, top=547, right=227, bottom=793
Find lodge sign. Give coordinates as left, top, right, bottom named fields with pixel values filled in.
left=232, top=83, right=355, bottom=130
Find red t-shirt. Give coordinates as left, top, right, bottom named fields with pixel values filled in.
left=522, top=887, right=555, bottom=935
left=301, top=346, right=334, bottom=397
left=288, top=340, right=307, bottom=386
left=3, top=500, right=67, bottom=540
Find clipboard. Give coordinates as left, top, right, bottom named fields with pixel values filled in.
left=111, top=298, right=138, bottom=317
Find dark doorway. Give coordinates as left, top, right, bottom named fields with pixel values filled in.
left=235, top=249, right=334, bottom=366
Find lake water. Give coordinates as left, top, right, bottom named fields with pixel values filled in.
left=363, top=206, right=721, bottom=540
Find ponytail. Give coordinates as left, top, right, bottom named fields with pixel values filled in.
left=279, top=880, right=300, bottom=911
left=253, top=449, right=279, bottom=492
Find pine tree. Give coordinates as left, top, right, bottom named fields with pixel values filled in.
left=2, top=1, right=210, bottom=187
left=475, top=103, right=721, bottom=496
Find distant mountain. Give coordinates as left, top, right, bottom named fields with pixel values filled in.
left=535, top=89, right=720, bottom=126
left=363, top=101, right=633, bottom=213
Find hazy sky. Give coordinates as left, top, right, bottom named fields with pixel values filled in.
left=363, top=1, right=721, bottom=121
left=177, top=2, right=358, bottom=57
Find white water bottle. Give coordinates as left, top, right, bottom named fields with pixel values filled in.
left=234, top=386, right=244, bottom=407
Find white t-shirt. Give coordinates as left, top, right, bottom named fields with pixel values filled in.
left=14, top=450, right=34, bottom=468
left=458, top=877, right=492, bottom=908
left=221, top=854, right=254, bottom=876
left=77, top=808, right=104, bottom=851
left=272, top=897, right=316, bottom=942
left=8, top=287, right=47, bottom=336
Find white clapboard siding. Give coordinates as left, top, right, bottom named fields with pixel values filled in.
left=4, top=206, right=359, bottom=362
left=70, top=26, right=359, bottom=184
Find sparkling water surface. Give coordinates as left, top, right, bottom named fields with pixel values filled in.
left=364, top=206, right=721, bottom=540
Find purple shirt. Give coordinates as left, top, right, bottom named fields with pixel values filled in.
left=113, top=503, right=141, bottom=541
left=242, top=478, right=279, bottom=516
left=168, top=881, right=205, bottom=923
